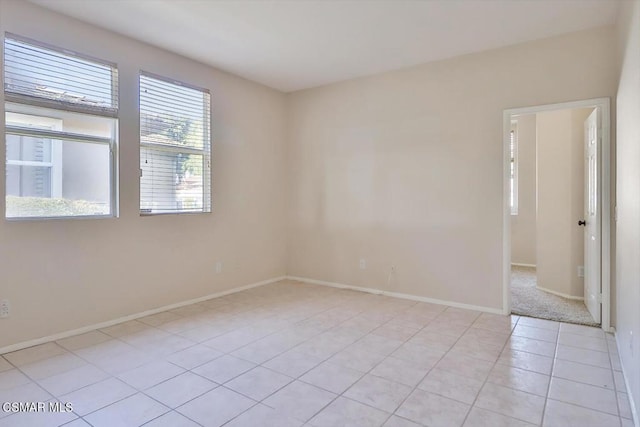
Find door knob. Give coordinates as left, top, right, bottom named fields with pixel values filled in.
left=578, top=220, right=586, bottom=226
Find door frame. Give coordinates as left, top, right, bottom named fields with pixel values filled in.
left=502, top=97, right=611, bottom=332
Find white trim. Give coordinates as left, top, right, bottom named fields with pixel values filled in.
left=601, top=100, right=612, bottom=333
left=503, top=109, right=513, bottom=316
left=535, top=286, right=584, bottom=301
left=615, top=333, right=639, bottom=427
left=0, top=276, right=286, bottom=355
left=288, top=276, right=504, bottom=315
left=511, top=263, right=536, bottom=268
left=503, top=98, right=611, bottom=331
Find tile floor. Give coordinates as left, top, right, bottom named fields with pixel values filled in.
left=0, top=280, right=634, bottom=427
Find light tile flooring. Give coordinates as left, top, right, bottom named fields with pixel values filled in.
left=0, top=280, right=634, bottom=427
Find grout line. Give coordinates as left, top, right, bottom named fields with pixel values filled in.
left=183, top=289, right=376, bottom=425
left=539, top=316, right=562, bottom=426
left=259, top=299, right=408, bottom=423
left=6, top=296, right=287, bottom=425
left=222, top=297, right=424, bottom=424
left=603, top=326, right=622, bottom=419
left=287, top=302, right=427, bottom=425
left=138, top=409, right=203, bottom=427
left=140, top=288, right=336, bottom=426
left=374, top=309, right=496, bottom=426
left=457, top=315, right=521, bottom=426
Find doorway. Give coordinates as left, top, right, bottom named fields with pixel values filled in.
left=502, top=98, right=611, bottom=331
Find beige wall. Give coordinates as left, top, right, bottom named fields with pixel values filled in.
left=615, top=0, right=640, bottom=418
left=510, top=115, right=536, bottom=266
left=287, top=26, right=618, bottom=311
left=0, top=1, right=288, bottom=349
left=536, top=108, right=590, bottom=298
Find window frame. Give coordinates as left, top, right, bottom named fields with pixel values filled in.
left=510, top=120, right=519, bottom=216
left=3, top=33, right=119, bottom=221
left=138, top=70, right=212, bottom=216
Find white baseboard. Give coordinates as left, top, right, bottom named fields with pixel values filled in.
left=615, top=332, right=639, bottom=427
left=511, top=263, right=537, bottom=268
left=536, top=285, right=584, bottom=301
left=287, top=276, right=504, bottom=315
left=0, top=276, right=287, bottom=355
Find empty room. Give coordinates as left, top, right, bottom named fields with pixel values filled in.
left=0, top=1, right=639, bottom=426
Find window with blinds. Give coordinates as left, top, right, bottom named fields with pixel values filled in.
left=4, top=34, right=118, bottom=219
left=510, top=121, right=518, bottom=215
left=139, top=72, right=211, bottom=215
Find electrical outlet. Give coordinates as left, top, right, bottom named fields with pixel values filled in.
left=0, top=300, right=9, bottom=318
left=215, top=261, right=222, bottom=274
left=359, top=259, right=367, bottom=270
left=578, top=266, right=584, bottom=278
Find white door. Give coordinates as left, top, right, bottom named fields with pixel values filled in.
left=583, top=108, right=601, bottom=323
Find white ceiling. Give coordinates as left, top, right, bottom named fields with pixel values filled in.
left=30, top=0, right=619, bottom=92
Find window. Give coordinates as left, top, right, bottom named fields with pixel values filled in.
left=139, top=72, right=211, bottom=214
left=4, top=34, right=118, bottom=219
left=510, top=121, right=518, bottom=215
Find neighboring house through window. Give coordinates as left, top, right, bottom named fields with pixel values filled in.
left=3, top=34, right=118, bottom=219
left=6, top=116, right=62, bottom=200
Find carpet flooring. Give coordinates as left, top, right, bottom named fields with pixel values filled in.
left=511, top=266, right=599, bottom=326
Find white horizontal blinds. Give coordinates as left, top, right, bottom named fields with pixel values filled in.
left=140, top=72, right=211, bottom=214
left=4, top=34, right=118, bottom=116
left=510, top=130, right=515, bottom=176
